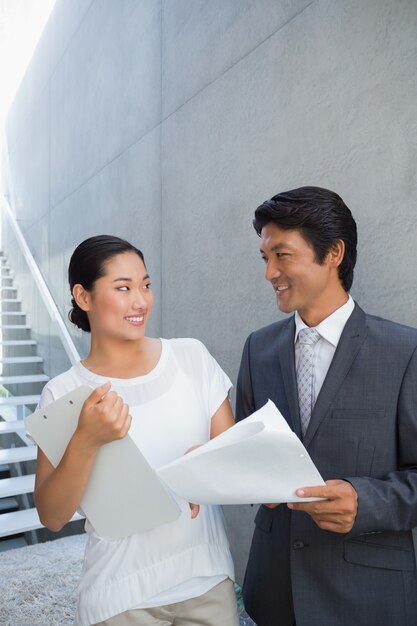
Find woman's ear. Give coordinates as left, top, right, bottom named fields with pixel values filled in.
left=327, top=239, right=345, bottom=268
left=72, top=284, right=90, bottom=312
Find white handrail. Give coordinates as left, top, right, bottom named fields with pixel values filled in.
left=1, top=197, right=80, bottom=365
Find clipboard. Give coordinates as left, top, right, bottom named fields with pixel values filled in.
left=25, top=385, right=181, bottom=539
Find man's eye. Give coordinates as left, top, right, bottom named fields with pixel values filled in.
left=276, top=253, right=288, bottom=258
left=261, top=256, right=267, bottom=263
left=143, top=283, right=151, bottom=290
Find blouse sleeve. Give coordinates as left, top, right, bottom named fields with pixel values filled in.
left=197, top=341, right=232, bottom=419
left=36, top=384, right=55, bottom=410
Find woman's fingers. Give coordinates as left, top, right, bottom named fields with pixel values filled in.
left=78, top=385, right=131, bottom=445
left=84, top=381, right=112, bottom=409
left=189, top=503, right=200, bottom=519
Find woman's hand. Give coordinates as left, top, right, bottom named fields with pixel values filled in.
left=189, top=502, right=200, bottom=519
left=184, top=445, right=202, bottom=518
left=75, top=382, right=132, bottom=452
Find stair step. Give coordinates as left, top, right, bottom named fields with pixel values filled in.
left=0, top=420, right=26, bottom=434
left=0, top=340, right=36, bottom=346
left=0, top=508, right=84, bottom=537
left=1, top=324, right=30, bottom=329
left=0, top=497, right=18, bottom=512
left=1, top=311, right=26, bottom=316
left=0, top=356, right=42, bottom=364
left=0, top=446, right=37, bottom=464
left=0, top=299, right=20, bottom=303
left=0, top=464, right=10, bottom=477
left=0, top=536, right=27, bottom=551
left=0, top=395, right=40, bottom=407
left=1, top=287, right=17, bottom=292
left=0, top=474, right=35, bottom=498
left=0, top=375, right=49, bottom=384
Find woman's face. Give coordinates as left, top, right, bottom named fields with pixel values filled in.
left=78, top=252, right=154, bottom=342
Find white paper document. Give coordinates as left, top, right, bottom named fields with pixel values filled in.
left=157, top=400, right=325, bottom=504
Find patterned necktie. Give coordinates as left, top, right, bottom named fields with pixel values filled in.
left=296, top=327, right=321, bottom=436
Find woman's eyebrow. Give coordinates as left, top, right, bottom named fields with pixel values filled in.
left=112, top=274, right=150, bottom=282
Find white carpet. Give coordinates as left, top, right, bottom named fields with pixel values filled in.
left=1, top=533, right=86, bottom=626
left=1, top=533, right=255, bottom=626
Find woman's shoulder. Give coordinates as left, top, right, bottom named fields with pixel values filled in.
left=167, top=336, right=205, bottom=348
left=165, top=337, right=214, bottom=369
left=40, top=364, right=86, bottom=404
left=166, top=336, right=209, bottom=357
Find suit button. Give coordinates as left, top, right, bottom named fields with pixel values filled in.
left=293, top=540, right=305, bottom=549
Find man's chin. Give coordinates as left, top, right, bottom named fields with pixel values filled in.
left=276, top=297, right=295, bottom=315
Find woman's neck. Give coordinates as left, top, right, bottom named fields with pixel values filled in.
left=82, top=336, right=162, bottom=379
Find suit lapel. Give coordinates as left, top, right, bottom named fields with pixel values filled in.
left=303, top=303, right=368, bottom=447
left=277, top=316, right=302, bottom=437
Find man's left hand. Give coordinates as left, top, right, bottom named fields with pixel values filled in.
left=287, top=479, right=358, bottom=534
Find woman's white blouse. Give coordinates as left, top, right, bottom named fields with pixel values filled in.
left=38, top=338, right=235, bottom=626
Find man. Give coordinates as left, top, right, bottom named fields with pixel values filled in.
left=236, top=186, right=417, bottom=626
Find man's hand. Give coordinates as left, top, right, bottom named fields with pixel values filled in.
left=287, top=479, right=358, bottom=534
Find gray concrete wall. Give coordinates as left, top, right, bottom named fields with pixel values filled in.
left=3, top=0, right=417, bottom=582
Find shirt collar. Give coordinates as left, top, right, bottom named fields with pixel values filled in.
left=294, top=295, right=355, bottom=347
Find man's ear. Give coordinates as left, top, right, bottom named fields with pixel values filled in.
left=72, top=284, right=90, bottom=312
left=327, top=240, right=345, bottom=268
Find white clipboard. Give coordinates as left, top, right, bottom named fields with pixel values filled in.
left=25, top=385, right=181, bottom=539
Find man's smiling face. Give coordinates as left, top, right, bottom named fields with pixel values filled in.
left=260, top=222, right=344, bottom=325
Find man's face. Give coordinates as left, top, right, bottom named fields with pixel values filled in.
left=260, top=223, right=342, bottom=323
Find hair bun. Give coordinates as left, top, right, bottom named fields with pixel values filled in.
left=68, top=299, right=91, bottom=332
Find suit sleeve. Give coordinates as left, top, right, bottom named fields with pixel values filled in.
left=348, top=345, right=417, bottom=534
left=235, top=333, right=256, bottom=422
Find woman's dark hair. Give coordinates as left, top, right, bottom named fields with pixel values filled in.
left=68, top=235, right=145, bottom=332
left=253, top=186, right=357, bottom=291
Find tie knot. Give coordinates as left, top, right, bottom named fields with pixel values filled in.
left=298, top=327, right=320, bottom=346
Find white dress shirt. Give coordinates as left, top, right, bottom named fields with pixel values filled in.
left=294, top=295, right=355, bottom=405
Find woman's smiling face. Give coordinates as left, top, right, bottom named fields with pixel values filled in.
left=76, top=251, right=154, bottom=341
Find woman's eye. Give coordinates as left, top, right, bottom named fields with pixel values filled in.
left=118, top=286, right=129, bottom=291
left=143, top=283, right=151, bottom=290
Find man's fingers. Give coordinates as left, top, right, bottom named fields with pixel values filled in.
left=295, top=479, right=350, bottom=500
left=295, top=485, right=331, bottom=499
left=288, top=497, right=353, bottom=514
left=288, top=500, right=336, bottom=513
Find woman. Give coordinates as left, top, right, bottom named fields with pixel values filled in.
left=34, top=235, right=239, bottom=626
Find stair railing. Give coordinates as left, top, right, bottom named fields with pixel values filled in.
left=1, top=196, right=79, bottom=365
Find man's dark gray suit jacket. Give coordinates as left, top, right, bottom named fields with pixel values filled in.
left=236, top=303, right=417, bottom=626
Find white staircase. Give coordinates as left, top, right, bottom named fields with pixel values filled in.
left=0, top=253, right=82, bottom=549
